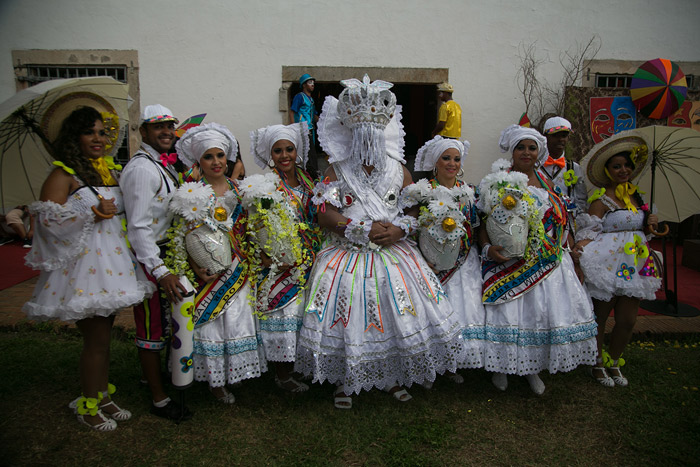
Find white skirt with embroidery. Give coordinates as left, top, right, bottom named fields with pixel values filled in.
left=295, top=239, right=466, bottom=395
left=444, top=248, right=487, bottom=369
left=193, top=282, right=268, bottom=386
left=482, top=254, right=597, bottom=375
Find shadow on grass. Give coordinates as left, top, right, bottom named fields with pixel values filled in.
left=0, top=328, right=698, bottom=465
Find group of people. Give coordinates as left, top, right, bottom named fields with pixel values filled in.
left=22, top=74, right=661, bottom=431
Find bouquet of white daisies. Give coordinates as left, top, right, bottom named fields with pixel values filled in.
left=400, top=179, right=474, bottom=271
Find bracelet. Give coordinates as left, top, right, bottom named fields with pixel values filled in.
left=91, top=205, right=115, bottom=219
left=150, top=263, right=167, bottom=277
left=345, top=218, right=372, bottom=245
left=481, top=243, right=491, bottom=261
left=393, top=215, right=417, bottom=240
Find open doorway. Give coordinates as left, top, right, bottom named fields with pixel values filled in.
left=282, top=66, right=447, bottom=179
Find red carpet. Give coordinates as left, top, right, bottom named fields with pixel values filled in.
left=640, top=238, right=700, bottom=315
left=0, top=242, right=39, bottom=291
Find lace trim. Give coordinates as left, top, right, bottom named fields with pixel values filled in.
left=483, top=322, right=597, bottom=346
left=483, top=338, right=597, bottom=375
left=295, top=332, right=463, bottom=395
left=575, top=213, right=603, bottom=242
left=193, top=345, right=268, bottom=386
left=258, top=316, right=303, bottom=333
left=193, top=336, right=261, bottom=357
left=599, top=194, right=620, bottom=212
left=26, top=200, right=96, bottom=271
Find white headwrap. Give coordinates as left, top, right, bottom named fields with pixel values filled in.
left=250, top=122, right=309, bottom=170
left=175, top=122, right=238, bottom=167
left=498, top=124, right=547, bottom=165
left=414, top=135, right=470, bottom=172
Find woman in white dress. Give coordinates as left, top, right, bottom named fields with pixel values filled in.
left=167, top=123, right=267, bottom=403
left=408, top=136, right=485, bottom=375
left=245, top=122, right=320, bottom=393
left=575, top=135, right=661, bottom=387
left=24, top=106, right=154, bottom=430
left=295, top=75, right=466, bottom=408
left=478, top=125, right=597, bottom=395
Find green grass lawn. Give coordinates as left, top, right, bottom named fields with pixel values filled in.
left=1, top=328, right=698, bottom=466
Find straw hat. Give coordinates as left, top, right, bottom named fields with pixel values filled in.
left=437, top=82, right=454, bottom=93
left=40, top=92, right=123, bottom=156
left=583, top=134, right=648, bottom=187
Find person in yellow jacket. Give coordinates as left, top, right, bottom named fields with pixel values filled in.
left=432, top=82, right=462, bottom=138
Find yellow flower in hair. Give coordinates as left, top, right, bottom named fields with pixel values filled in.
left=629, top=144, right=648, bottom=166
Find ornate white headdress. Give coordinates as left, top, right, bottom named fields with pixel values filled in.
left=318, top=74, right=405, bottom=166
left=250, top=122, right=310, bottom=170
left=498, top=124, right=547, bottom=165
left=414, top=136, right=470, bottom=172
left=175, top=122, right=238, bottom=168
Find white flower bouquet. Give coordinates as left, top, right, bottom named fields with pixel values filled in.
left=478, top=159, right=544, bottom=259
left=239, top=172, right=302, bottom=267
left=168, top=182, right=235, bottom=276
left=400, top=180, right=473, bottom=271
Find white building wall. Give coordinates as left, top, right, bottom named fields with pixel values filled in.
left=1, top=0, right=697, bottom=181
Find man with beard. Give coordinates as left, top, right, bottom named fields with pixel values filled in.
left=121, top=104, right=191, bottom=420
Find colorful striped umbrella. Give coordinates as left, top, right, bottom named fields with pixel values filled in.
left=175, top=113, right=206, bottom=138
left=518, top=112, right=531, bottom=128
left=630, top=58, right=687, bottom=120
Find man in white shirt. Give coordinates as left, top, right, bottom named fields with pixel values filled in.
left=541, top=116, right=588, bottom=215
left=121, top=104, right=191, bottom=420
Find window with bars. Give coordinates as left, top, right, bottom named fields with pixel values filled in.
left=19, top=65, right=128, bottom=85
left=595, top=74, right=633, bottom=88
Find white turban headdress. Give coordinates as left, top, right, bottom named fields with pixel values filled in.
left=175, top=122, right=238, bottom=168
left=250, top=122, right=310, bottom=170
left=498, top=124, right=547, bottom=165
left=414, top=135, right=470, bottom=172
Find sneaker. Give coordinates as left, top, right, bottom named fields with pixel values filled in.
left=22, top=238, right=32, bottom=248
left=150, top=399, right=193, bottom=421
left=0, top=237, right=13, bottom=246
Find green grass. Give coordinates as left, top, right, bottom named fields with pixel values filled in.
left=1, top=329, right=699, bottom=466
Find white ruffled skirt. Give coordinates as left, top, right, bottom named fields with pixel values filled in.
left=482, top=254, right=598, bottom=375
left=580, top=230, right=661, bottom=302
left=192, top=282, right=268, bottom=387
left=23, top=213, right=154, bottom=322
left=444, top=248, right=487, bottom=369
left=295, top=240, right=466, bottom=395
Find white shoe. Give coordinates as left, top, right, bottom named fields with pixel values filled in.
left=525, top=374, right=545, bottom=395
left=492, top=373, right=508, bottom=391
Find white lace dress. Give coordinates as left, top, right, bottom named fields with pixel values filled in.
left=23, top=184, right=155, bottom=322
left=577, top=195, right=662, bottom=301
left=295, top=158, right=466, bottom=394
left=173, top=187, right=268, bottom=387
left=481, top=186, right=597, bottom=375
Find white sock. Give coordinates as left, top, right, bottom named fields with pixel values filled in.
left=153, top=397, right=171, bottom=408
left=492, top=373, right=508, bottom=391
left=525, top=374, right=545, bottom=395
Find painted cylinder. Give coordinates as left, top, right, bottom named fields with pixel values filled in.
left=170, top=275, right=196, bottom=389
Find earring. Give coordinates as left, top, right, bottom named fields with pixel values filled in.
left=433, top=167, right=438, bottom=177
left=457, top=167, right=464, bottom=178
left=268, top=159, right=275, bottom=168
